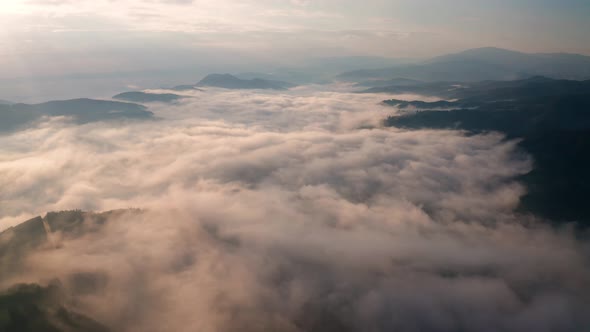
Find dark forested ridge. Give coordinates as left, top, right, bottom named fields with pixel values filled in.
left=0, top=210, right=142, bottom=332
left=367, top=76, right=590, bottom=99
left=0, top=282, right=110, bottom=332
left=0, top=210, right=139, bottom=280
left=0, top=99, right=153, bottom=133
left=384, top=77, right=590, bottom=225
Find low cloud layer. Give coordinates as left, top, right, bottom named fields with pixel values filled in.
left=0, top=88, right=527, bottom=226
left=1, top=87, right=589, bottom=331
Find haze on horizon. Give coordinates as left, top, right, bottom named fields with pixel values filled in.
left=1, top=0, right=590, bottom=101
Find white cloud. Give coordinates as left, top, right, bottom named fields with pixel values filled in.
left=0, top=88, right=529, bottom=227
left=1, top=87, right=589, bottom=331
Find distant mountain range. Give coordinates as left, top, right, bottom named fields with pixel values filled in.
left=196, top=74, right=295, bottom=90
left=384, top=77, right=590, bottom=224
left=113, top=91, right=184, bottom=103
left=235, top=56, right=409, bottom=84
left=339, top=47, right=590, bottom=82
left=0, top=99, right=152, bottom=133
left=168, top=85, right=203, bottom=92
left=355, top=78, right=424, bottom=88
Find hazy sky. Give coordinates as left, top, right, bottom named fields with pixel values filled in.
left=1, top=0, right=589, bottom=99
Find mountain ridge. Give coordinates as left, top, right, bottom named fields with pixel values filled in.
left=113, top=91, right=184, bottom=103
left=384, top=77, right=590, bottom=224
left=196, top=74, right=294, bottom=90
left=338, top=47, right=590, bottom=82
left=0, top=98, right=153, bottom=133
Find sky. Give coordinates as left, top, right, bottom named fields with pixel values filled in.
left=1, top=0, right=590, bottom=100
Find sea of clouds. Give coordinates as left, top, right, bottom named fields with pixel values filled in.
left=1, top=86, right=589, bottom=331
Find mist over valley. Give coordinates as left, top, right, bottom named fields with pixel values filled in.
left=1, top=1, right=590, bottom=331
